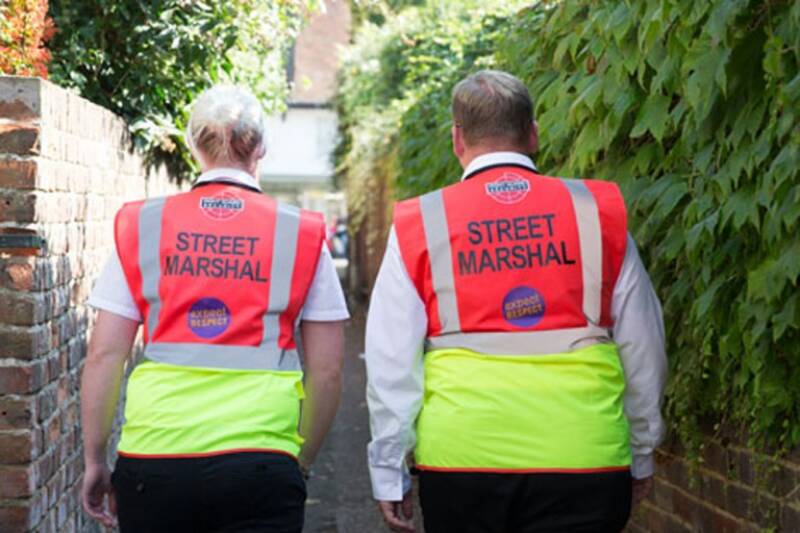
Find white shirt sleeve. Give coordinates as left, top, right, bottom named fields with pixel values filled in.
left=87, top=252, right=142, bottom=322
left=365, top=227, right=427, bottom=501
left=612, top=234, right=668, bottom=479
left=300, top=244, right=350, bottom=321
left=88, top=243, right=349, bottom=322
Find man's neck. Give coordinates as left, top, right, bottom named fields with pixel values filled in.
left=458, top=145, right=529, bottom=170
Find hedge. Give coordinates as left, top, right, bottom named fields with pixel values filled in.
left=336, top=0, right=800, bottom=452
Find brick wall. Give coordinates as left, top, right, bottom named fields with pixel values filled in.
left=0, top=76, right=180, bottom=533
left=627, top=436, right=800, bottom=532
left=290, top=0, right=351, bottom=104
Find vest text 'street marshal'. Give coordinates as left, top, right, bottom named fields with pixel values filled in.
left=113, top=182, right=325, bottom=458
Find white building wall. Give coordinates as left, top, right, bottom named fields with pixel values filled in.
left=260, top=107, right=338, bottom=185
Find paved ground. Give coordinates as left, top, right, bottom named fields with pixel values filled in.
left=304, top=307, right=424, bottom=533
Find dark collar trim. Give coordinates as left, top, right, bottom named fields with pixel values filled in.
left=462, top=162, right=538, bottom=181
left=192, top=179, right=261, bottom=194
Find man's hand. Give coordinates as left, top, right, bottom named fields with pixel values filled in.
left=82, top=462, right=116, bottom=528
left=632, top=476, right=653, bottom=506
left=378, top=490, right=415, bottom=532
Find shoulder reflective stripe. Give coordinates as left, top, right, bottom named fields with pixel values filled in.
left=144, top=342, right=301, bottom=371
left=269, top=203, right=300, bottom=313
left=262, top=203, right=301, bottom=349
left=420, top=190, right=461, bottom=333
left=426, top=326, right=612, bottom=356
left=138, top=197, right=167, bottom=338
left=561, top=179, right=603, bottom=325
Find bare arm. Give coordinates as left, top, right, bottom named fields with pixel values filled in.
left=298, top=319, right=345, bottom=468
left=80, top=310, right=138, bottom=526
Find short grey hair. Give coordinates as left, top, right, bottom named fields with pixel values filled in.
left=187, top=85, right=266, bottom=165
left=452, top=70, right=534, bottom=147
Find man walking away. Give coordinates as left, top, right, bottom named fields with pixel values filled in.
left=365, top=70, right=667, bottom=533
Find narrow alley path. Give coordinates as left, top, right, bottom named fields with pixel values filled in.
left=304, top=306, right=425, bottom=533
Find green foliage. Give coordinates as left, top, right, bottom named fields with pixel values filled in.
left=48, top=0, right=316, bottom=180
left=349, top=0, right=425, bottom=27
left=337, top=0, right=800, bottom=451
left=336, top=0, right=526, bottom=228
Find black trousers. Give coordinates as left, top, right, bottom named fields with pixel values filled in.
left=112, top=452, right=306, bottom=533
left=418, top=470, right=632, bottom=533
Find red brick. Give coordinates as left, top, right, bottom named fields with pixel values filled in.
left=0, top=257, right=37, bottom=291
left=0, top=324, right=51, bottom=359
left=653, top=478, right=674, bottom=513
left=0, top=504, right=31, bottom=533
left=60, top=401, right=78, bottom=434
left=700, top=439, right=729, bottom=476
left=0, top=327, right=36, bottom=359
left=0, top=292, right=46, bottom=326
left=0, top=158, right=37, bottom=189
left=710, top=509, right=746, bottom=533
left=0, top=191, right=36, bottom=222
left=33, top=450, right=57, bottom=490
left=0, top=396, right=35, bottom=430
left=44, top=412, right=61, bottom=448
left=663, top=455, right=690, bottom=488
left=0, top=98, right=39, bottom=121
left=641, top=501, right=693, bottom=533
left=0, top=429, right=41, bottom=464
left=751, top=492, right=781, bottom=525
left=0, top=464, right=35, bottom=498
left=0, top=360, right=46, bottom=394
left=698, top=470, right=727, bottom=509
left=782, top=504, right=800, bottom=531
left=0, top=123, right=40, bottom=154
left=726, top=482, right=753, bottom=520
left=36, top=384, right=58, bottom=423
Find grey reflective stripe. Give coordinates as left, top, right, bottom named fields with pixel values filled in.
left=261, top=202, right=301, bottom=367
left=144, top=343, right=301, bottom=371
left=420, top=191, right=461, bottom=333
left=268, top=203, right=300, bottom=313
left=139, top=197, right=167, bottom=337
left=426, top=326, right=612, bottom=356
left=562, top=179, right=603, bottom=325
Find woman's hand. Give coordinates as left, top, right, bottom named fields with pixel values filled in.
left=82, top=461, right=117, bottom=528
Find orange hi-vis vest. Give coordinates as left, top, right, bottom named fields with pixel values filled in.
left=393, top=164, right=631, bottom=472
left=113, top=181, right=325, bottom=458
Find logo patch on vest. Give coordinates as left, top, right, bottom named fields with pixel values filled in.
left=502, top=286, right=545, bottom=328
left=199, top=193, right=244, bottom=221
left=485, top=173, right=531, bottom=204
left=188, top=298, right=231, bottom=338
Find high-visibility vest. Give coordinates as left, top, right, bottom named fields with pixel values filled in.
left=114, top=181, right=325, bottom=458
left=393, top=165, right=631, bottom=473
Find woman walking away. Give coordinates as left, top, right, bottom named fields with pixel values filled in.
left=80, top=85, right=349, bottom=533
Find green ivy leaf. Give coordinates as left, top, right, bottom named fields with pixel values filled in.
left=630, top=93, right=671, bottom=141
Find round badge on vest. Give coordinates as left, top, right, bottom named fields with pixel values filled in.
left=188, top=297, right=232, bottom=338
left=502, top=286, right=545, bottom=328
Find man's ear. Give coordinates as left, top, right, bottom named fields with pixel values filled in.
left=527, top=120, right=539, bottom=154
left=452, top=124, right=465, bottom=158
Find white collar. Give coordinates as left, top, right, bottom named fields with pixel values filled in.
left=196, top=168, right=261, bottom=191
left=461, top=152, right=537, bottom=181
